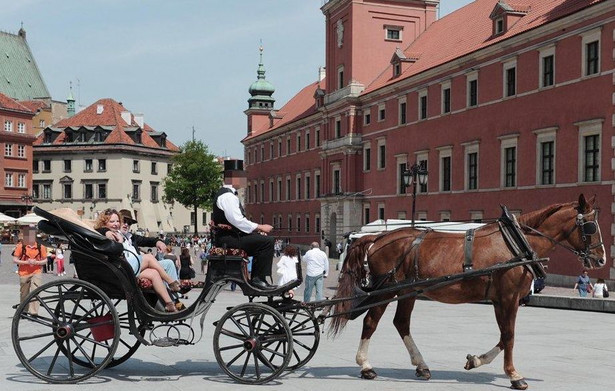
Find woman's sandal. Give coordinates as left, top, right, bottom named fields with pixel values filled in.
left=165, top=302, right=178, bottom=312
left=168, top=281, right=181, bottom=292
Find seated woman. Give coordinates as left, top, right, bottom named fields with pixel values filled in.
left=95, top=209, right=181, bottom=312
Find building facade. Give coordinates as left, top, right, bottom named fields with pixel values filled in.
left=0, top=93, right=36, bottom=215
left=33, top=98, right=210, bottom=234
left=243, top=0, right=615, bottom=281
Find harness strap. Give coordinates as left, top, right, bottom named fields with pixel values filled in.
left=411, top=229, right=431, bottom=281
left=463, top=229, right=476, bottom=272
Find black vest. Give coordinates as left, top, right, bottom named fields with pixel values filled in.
left=212, top=187, right=246, bottom=229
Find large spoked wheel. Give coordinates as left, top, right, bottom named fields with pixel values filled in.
left=12, top=279, right=120, bottom=384
left=279, top=305, right=320, bottom=370
left=213, top=303, right=292, bottom=384
left=69, top=298, right=145, bottom=369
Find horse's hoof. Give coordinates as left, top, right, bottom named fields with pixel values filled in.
left=360, top=369, right=377, bottom=380
left=415, top=367, right=431, bottom=380
left=510, top=378, right=528, bottom=390
left=464, top=354, right=478, bottom=370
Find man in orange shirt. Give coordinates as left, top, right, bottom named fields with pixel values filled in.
left=13, top=232, right=47, bottom=315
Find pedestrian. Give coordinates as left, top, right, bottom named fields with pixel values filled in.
left=302, top=242, right=329, bottom=302
left=13, top=232, right=47, bottom=315
left=211, top=183, right=276, bottom=290
left=592, top=278, right=608, bottom=298
left=276, top=245, right=299, bottom=297
left=324, top=238, right=332, bottom=258
left=55, top=247, right=65, bottom=276
left=573, top=270, right=593, bottom=297
left=46, top=249, right=55, bottom=273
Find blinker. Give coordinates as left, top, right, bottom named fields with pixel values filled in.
left=581, top=221, right=598, bottom=236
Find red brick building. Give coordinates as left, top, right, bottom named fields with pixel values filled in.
left=0, top=93, right=36, bottom=216
left=242, top=0, right=615, bottom=281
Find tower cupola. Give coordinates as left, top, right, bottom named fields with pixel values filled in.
left=247, top=46, right=275, bottom=109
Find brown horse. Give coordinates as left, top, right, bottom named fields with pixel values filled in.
left=330, top=194, right=605, bottom=390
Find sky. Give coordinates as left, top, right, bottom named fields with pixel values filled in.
left=0, top=0, right=474, bottom=158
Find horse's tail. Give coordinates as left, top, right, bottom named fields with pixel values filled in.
left=328, top=237, right=372, bottom=337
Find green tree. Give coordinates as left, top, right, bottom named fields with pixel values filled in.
left=163, top=140, right=222, bottom=236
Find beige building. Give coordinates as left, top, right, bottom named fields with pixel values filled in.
left=33, top=98, right=211, bottom=234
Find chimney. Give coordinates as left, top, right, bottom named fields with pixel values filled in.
left=318, top=66, right=326, bottom=82
left=134, top=113, right=144, bottom=128
left=96, top=104, right=104, bottom=114
left=121, top=110, right=131, bottom=125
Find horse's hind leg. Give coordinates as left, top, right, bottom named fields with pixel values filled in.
left=394, top=296, right=431, bottom=380
left=356, top=302, right=389, bottom=379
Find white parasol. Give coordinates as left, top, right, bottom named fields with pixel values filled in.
left=0, top=212, right=17, bottom=224
left=16, top=212, right=46, bottom=225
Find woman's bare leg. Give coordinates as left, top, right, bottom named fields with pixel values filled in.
left=140, top=254, right=176, bottom=284
left=140, top=269, right=173, bottom=305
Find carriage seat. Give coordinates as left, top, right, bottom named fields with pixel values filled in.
left=208, top=246, right=248, bottom=259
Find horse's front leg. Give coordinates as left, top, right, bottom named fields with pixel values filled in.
left=356, top=302, right=389, bottom=379
left=394, top=296, right=431, bottom=380
left=465, top=297, right=527, bottom=390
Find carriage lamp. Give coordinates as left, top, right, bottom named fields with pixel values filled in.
left=402, top=163, right=428, bottom=227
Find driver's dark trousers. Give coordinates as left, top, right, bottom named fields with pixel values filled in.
left=215, top=231, right=275, bottom=281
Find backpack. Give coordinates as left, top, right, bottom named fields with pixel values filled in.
left=17, top=242, right=42, bottom=261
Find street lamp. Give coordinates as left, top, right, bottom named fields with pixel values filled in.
left=402, top=163, right=428, bottom=226
left=20, top=192, right=35, bottom=213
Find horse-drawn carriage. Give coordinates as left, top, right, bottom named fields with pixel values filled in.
left=12, top=195, right=606, bottom=390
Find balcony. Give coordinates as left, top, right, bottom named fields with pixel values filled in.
left=324, top=82, right=364, bottom=106
left=322, top=133, right=362, bottom=151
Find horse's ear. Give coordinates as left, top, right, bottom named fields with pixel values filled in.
left=578, top=194, right=593, bottom=212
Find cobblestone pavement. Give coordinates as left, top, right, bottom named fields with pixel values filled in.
left=1, top=243, right=613, bottom=391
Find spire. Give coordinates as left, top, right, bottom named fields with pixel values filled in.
left=18, top=22, right=26, bottom=39
left=67, top=82, right=75, bottom=117
left=248, top=43, right=275, bottom=110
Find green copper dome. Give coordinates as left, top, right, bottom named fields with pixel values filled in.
left=248, top=46, right=275, bottom=102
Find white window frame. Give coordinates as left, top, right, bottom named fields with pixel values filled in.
left=418, top=89, right=428, bottom=120
left=334, top=116, right=342, bottom=138
left=337, top=65, right=345, bottom=90
left=5, top=172, right=13, bottom=187
left=377, top=137, right=386, bottom=170
left=470, top=210, right=484, bottom=223
left=4, top=143, right=12, bottom=156
left=440, top=210, right=451, bottom=222
left=533, top=127, right=558, bottom=186
left=395, top=154, right=408, bottom=195
left=363, top=107, right=372, bottom=125
left=466, top=71, right=478, bottom=107
left=295, top=174, right=302, bottom=200
left=17, top=173, right=26, bottom=188
left=363, top=142, right=371, bottom=172
left=332, top=164, right=342, bottom=194
left=305, top=130, right=310, bottom=150
left=304, top=173, right=311, bottom=199
left=398, top=97, right=407, bottom=125
left=499, top=134, right=519, bottom=188
left=538, top=45, right=556, bottom=89
left=503, top=59, right=517, bottom=98
left=415, top=151, right=429, bottom=194
left=384, top=25, right=403, bottom=41
left=378, top=103, right=386, bottom=122
left=17, top=122, right=25, bottom=133
left=576, top=118, right=603, bottom=183
left=269, top=179, right=274, bottom=202
left=441, top=81, right=451, bottom=114
left=314, top=170, right=321, bottom=198
left=437, top=146, right=453, bottom=192
left=17, top=144, right=25, bottom=158
left=4, top=120, right=13, bottom=132
left=581, top=28, right=601, bottom=77
left=463, top=141, right=480, bottom=191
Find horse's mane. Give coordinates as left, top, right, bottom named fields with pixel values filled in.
left=518, top=202, right=573, bottom=229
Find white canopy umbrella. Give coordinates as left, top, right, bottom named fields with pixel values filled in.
left=0, top=212, right=16, bottom=224
left=16, top=212, right=46, bottom=225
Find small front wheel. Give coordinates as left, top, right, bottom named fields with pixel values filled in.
left=213, top=303, right=292, bottom=384
left=12, top=279, right=120, bottom=383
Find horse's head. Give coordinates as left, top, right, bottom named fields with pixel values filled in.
left=568, top=194, right=606, bottom=269
left=521, top=194, right=606, bottom=269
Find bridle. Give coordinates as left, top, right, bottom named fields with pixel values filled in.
left=521, top=209, right=603, bottom=268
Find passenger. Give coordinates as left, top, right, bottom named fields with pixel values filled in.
left=117, top=209, right=180, bottom=287
left=95, top=209, right=180, bottom=312
left=212, top=183, right=276, bottom=290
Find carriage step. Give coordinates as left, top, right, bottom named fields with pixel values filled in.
left=151, top=337, right=190, bottom=347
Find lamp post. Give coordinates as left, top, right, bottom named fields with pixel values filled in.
left=20, top=192, right=34, bottom=213
left=401, top=163, right=428, bottom=226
